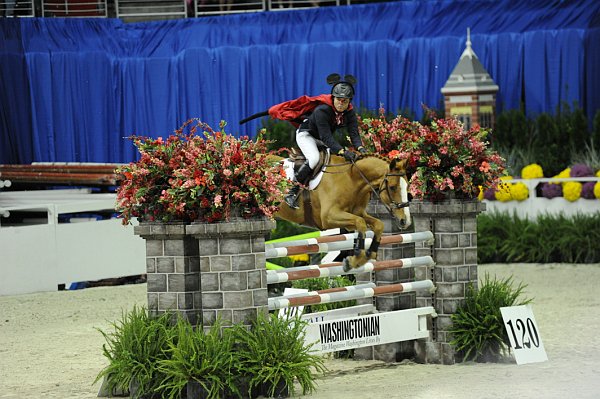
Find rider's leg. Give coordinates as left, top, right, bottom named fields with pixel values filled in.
left=285, top=130, right=318, bottom=209
left=284, top=161, right=313, bottom=209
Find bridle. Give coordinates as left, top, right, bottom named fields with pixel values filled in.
left=379, top=172, right=410, bottom=210
left=350, top=161, right=410, bottom=218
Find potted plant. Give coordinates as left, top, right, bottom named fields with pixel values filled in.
left=359, top=110, right=506, bottom=201
left=95, top=306, right=175, bottom=399
left=232, top=312, right=327, bottom=398
left=157, top=318, right=239, bottom=399
left=115, top=119, right=290, bottom=224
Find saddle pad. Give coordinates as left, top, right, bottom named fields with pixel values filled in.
left=282, top=159, right=324, bottom=190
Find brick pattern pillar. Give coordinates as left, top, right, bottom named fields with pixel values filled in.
left=353, top=199, right=417, bottom=362
left=412, top=199, right=485, bottom=364
left=186, top=218, right=275, bottom=331
left=134, top=223, right=201, bottom=324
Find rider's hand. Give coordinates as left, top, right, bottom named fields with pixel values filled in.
left=358, top=146, right=367, bottom=154
left=343, top=150, right=357, bottom=162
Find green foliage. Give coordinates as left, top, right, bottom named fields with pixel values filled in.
left=232, top=312, right=327, bottom=397
left=493, top=104, right=598, bottom=176
left=478, top=212, right=600, bottom=263
left=157, top=318, right=237, bottom=399
left=494, top=108, right=531, bottom=149
left=261, top=118, right=295, bottom=154
left=593, top=109, right=600, bottom=148
left=291, top=276, right=357, bottom=313
left=95, top=306, right=175, bottom=399
left=269, top=219, right=317, bottom=241
left=569, top=141, right=600, bottom=172
left=533, top=112, right=567, bottom=176
left=449, top=274, right=532, bottom=362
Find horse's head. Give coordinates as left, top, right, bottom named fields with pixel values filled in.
left=379, top=158, right=412, bottom=230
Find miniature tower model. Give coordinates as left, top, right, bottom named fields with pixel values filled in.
left=441, top=28, right=498, bottom=129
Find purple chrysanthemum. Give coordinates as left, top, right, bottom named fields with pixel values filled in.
left=483, top=188, right=496, bottom=201
left=570, top=163, right=594, bottom=177
left=581, top=182, right=596, bottom=199
left=541, top=183, right=563, bottom=199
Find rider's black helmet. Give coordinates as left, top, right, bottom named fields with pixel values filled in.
left=327, top=73, right=357, bottom=99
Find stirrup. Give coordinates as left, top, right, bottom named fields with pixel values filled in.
left=285, top=193, right=300, bottom=209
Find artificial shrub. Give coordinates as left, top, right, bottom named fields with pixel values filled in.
left=449, top=274, right=531, bottom=362
left=95, top=306, right=175, bottom=399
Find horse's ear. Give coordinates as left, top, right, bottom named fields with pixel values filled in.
left=390, top=158, right=408, bottom=170
left=327, top=73, right=341, bottom=86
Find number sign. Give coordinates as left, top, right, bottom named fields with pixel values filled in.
left=500, top=305, right=548, bottom=365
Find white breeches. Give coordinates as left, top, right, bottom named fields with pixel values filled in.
left=296, top=130, right=320, bottom=169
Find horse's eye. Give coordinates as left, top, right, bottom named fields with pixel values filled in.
left=390, top=186, right=397, bottom=192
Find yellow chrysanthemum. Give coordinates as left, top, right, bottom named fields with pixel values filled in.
left=510, top=182, right=529, bottom=201
left=288, top=254, right=309, bottom=263
left=594, top=182, right=600, bottom=199
left=563, top=181, right=582, bottom=202
left=596, top=170, right=600, bottom=178
left=550, top=168, right=571, bottom=186
left=477, top=185, right=484, bottom=201
left=495, top=182, right=513, bottom=202
left=521, top=163, right=544, bottom=179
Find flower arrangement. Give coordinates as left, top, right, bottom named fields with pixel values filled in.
left=115, top=119, right=290, bottom=224
left=359, top=111, right=505, bottom=202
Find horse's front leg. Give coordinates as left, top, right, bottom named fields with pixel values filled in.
left=321, top=210, right=369, bottom=270
left=362, top=214, right=384, bottom=260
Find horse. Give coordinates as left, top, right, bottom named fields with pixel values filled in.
left=273, top=153, right=412, bottom=270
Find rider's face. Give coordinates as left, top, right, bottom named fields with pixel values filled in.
left=333, top=97, right=351, bottom=112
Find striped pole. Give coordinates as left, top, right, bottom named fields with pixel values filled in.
left=277, top=283, right=377, bottom=299
left=268, top=279, right=435, bottom=310
left=267, top=256, right=435, bottom=284
left=266, top=231, right=374, bottom=249
left=266, top=228, right=341, bottom=245
left=265, top=231, right=433, bottom=259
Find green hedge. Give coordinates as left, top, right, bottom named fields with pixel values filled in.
left=477, top=212, right=600, bottom=263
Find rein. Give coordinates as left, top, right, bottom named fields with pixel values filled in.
left=350, top=160, right=410, bottom=218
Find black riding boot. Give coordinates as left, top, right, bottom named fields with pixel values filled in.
left=285, top=162, right=313, bottom=209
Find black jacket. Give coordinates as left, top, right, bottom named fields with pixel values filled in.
left=299, top=104, right=362, bottom=154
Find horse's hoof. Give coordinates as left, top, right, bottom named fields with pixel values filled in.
left=342, top=258, right=351, bottom=272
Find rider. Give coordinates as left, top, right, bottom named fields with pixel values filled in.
left=285, top=73, right=367, bottom=209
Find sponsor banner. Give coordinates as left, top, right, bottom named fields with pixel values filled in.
left=304, top=307, right=435, bottom=354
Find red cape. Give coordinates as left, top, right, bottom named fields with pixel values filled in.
left=268, top=94, right=353, bottom=127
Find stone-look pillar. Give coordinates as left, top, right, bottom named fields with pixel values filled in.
left=186, top=218, right=275, bottom=330
left=412, top=199, right=485, bottom=364
left=353, top=199, right=418, bottom=362
left=134, top=223, right=201, bottom=324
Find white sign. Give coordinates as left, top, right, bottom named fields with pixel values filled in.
left=500, top=305, right=548, bottom=365
left=304, top=307, right=435, bottom=354
left=278, top=288, right=307, bottom=319
left=301, top=304, right=375, bottom=324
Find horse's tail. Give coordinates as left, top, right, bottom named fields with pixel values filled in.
left=239, top=110, right=269, bottom=125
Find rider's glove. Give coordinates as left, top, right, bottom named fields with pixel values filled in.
left=357, top=146, right=367, bottom=154
left=343, top=150, right=357, bottom=162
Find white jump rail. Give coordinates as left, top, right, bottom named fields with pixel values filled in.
left=268, top=279, right=435, bottom=310
left=265, top=231, right=434, bottom=258
left=267, top=256, right=435, bottom=284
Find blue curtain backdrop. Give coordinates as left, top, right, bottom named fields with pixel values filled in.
left=0, top=0, right=599, bottom=164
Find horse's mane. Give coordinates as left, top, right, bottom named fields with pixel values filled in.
left=355, top=153, right=391, bottom=164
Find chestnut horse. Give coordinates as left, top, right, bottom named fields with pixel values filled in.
left=274, top=154, right=411, bottom=270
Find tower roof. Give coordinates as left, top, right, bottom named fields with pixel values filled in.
left=441, top=29, right=499, bottom=94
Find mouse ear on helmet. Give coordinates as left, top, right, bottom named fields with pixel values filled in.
left=326, top=73, right=341, bottom=86
left=344, top=74, right=357, bottom=85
